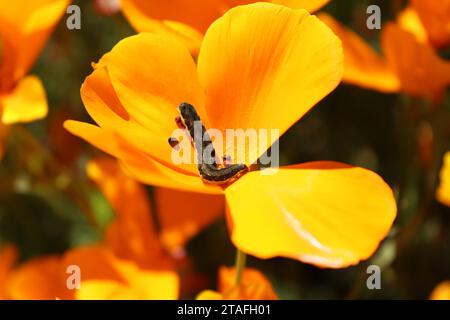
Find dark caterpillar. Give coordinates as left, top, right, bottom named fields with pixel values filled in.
left=169, top=102, right=248, bottom=184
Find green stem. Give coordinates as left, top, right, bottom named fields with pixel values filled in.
left=234, top=249, right=247, bottom=286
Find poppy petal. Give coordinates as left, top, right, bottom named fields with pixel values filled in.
left=318, top=13, right=400, bottom=93
left=82, top=58, right=198, bottom=176
left=225, top=162, right=397, bottom=268
left=93, top=33, right=206, bottom=173
left=121, top=0, right=329, bottom=35
left=0, top=0, right=69, bottom=86
left=155, top=188, right=224, bottom=251
left=271, top=0, right=330, bottom=12
left=397, top=7, right=428, bottom=44
left=86, top=158, right=166, bottom=267
left=218, top=267, right=278, bottom=300
left=63, top=121, right=123, bottom=157
left=7, top=246, right=179, bottom=300
left=63, top=246, right=179, bottom=300
left=120, top=0, right=204, bottom=55
left=76, top=278, right=176, bottom=300
left=436, top=152, right=450, bottom=207
left=119, top=156, right=223, bottom=195
left=64, top=120, right=223, bottom=194
left=197, top=266, right=278, bottom=300
left=382, top=22, right=450, bottom=100
left=6, top=256, right=70, bottom=300
left=198, top=3, right=343, bottom=164
left=196, top=290, right=223, bottom=300
left=410, top=0, right=450, bottom=48
left=120, top=1, right=328, bottom=55
left=0, top=245, right=18, bottom=299
left=430, top=281, right=450, bottom=300
left=120, top=0, right=233, bottom=34
left=1, top=75, right=47, bottom=124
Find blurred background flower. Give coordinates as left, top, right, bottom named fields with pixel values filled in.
left=197, top=266, right=279, bottom=300
left=430, top=280, right=450, bottom=300
left=119, top=0, right=330, bottom=55
left=0, top=0, right=70, bottom=157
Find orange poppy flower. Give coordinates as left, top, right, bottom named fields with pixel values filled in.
left=0, top=245, right=18, bottom=300
left=120, top=0, right=330, bottom=55
left=197, top=266, right=278, bottom=300
left=410, top=0, right=450, bottom=48
left=65, top=3, right=397, bottom=268
left=319, top=10, right=450, bottom=100
left=436, top=152, right=450, bottom=207
left=5, top=246, right=179, bottom=300
left=0, top=0, right=69, bottom=125
left=430, top=281, right=450, bottom=300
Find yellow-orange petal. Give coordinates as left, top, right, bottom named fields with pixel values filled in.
left=121, top=0, right=328, bottom=36
left=158, top=21, right=203, bottom=56
left=120, top=0, right=236, bottom=35
left=0, top=245, right=18, bottom=299
left=81, top=63, right=199, bottom=176
left=76, top=272, right=179, bottom=300
left=397, top=7, right=428, bottom=44
left=86, top=158, right=165, bottom=267
left=64, top=120, right=222, bottom=195
left=318, top=13, right=400, bottom=93
left=120, top=1, right=328, bottom=55
left=93, top=33, right=206, bottom=174
left=196, top=267, right=277, bottom=300
left=218, top=267, right=278, bottom=300
left=79, top=66, right=166, bottom=167
left=63, top=246, right=179, bottom=300
left=0, top=75, right=48, bottom=124
left=225, top=162, right=397, bottom=268
left=81, top=66, right=130, bottom=125
left=271, top=0, right=330, bottom=12
left=119, top=155, right=223, bottom=195
left=0, top=34, right=3, bottom=67
left=196, top=290, right=223, bottom=300
left=155, top=188, right=224, bottom=251
left=436, top=152, right=450, bottom=207
left=198, top=3, right=343, bottom=165
left=63, top=121, right=123, bottom=157
left=7, top=246, right=179, bottom=300
left=120, top=0, right=204, bottom=55
left=79, top=66, right=168, bottom=170
left=430, top=281, right=450, bottom=300
left=75, top=281, right=134, bottom=300
left=382, top=22, right=450, bottom=100
left=410, top=0, right=450, bottom=48
left=6, top=255, right=70, bottom=300
left=0, top=0, right=69, bottom=87
left=76, top=280, right=176, bottom=300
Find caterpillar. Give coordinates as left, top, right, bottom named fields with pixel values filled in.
left=169, top=102, right=248, bottom=184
